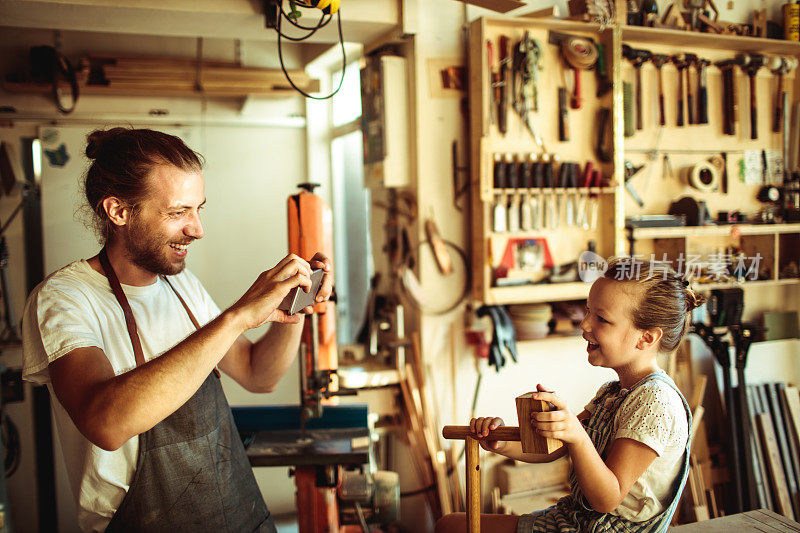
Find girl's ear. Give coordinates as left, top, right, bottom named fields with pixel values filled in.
left=636, top=327, right=663, bottom=350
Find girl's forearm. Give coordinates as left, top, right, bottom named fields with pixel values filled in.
left=567, top=433, right=624, bottom=513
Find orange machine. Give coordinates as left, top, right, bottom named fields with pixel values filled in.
left=287, top=183, right=341, bottom=533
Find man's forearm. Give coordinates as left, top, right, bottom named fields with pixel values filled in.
left=567, top=433, right=623, bottom=512
left=247, top=319, right=304, bottom=391
left=90, top=309, right=246, bottom=449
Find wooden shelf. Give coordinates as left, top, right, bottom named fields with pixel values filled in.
left=622, top=25, right=800, bottom=54
left=630, top=223, right=800, bottom=240
left=491, top=187, right=615, bottom=195
left=692, top=278, right=800, bottom=290
left=487, top=281, right=591, bottom=304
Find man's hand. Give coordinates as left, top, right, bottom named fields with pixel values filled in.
left=470, top=416, right=508, bottom=452
left=529, top=383, right=586, bottom=445
left=297, top=252, right=334, bottom=315
left=229, top=254, right=313, bottom=330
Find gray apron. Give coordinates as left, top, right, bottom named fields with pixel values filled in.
left=518, top=372, right=692, bottom=532
left=97, top=249, right=276, bottom=533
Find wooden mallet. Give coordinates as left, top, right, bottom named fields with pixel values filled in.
left=441, top=393, right=563, bottom=533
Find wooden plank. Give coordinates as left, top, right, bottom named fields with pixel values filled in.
left=404, top=367, right=453, bottom=515
left=752, top=385, right=778, bottom=511
left=748, top=384, right=774, bottom=511
left=758, top=412, right=796, bottom=520
left=690, top=375, right=709, bottom=411
left=398, top=374, right=440, bottom=516
left=766, top=384, right=800, bottom=519
left=777, top=383, right=800, bottom=518
left=783, top=386, right=800, bottom=458
left=495, top=457, right=569, bottom=494
left=670, top=508, right=800, bottom=531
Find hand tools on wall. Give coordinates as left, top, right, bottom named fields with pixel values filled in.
left=697, top=58, right=710, bottom=125
left=532, top=156, right=544, bottom=229
left=716, top=59, right=738, bottom=135
left=769, top=56, right=798, bottom=133
left=492, top=153, right=507, bottom=232
left=624, top=160, right=645, bottom=207
left=595, top=107, right=613, bottom=162
left=543, top=154, right=557, bottom=229
left=512, top=32, right=544, bottom=147
left=650, top=54, right=669, bottom=126
left=594, top=43, right=613, bottom=97
left=738, top=53, right=766, bottom=140
left=685, top=53, right=699, bottom=124
left=519, top=153, right=534, bottom=231
left=623, top=82, right=635, bottom=137
left=486, top=40, right=497, bottom=126
left=549, top=32, right=598, bottom=111
left=578, top=161, right=594, bottom=229
left=558, top=87, right=569, bottom=141
left=498, top=35, right=511, bottom=134
left=622, top=45, right=653, bottom=130
left=506, top=154, right=520, bottom=232
left=672, top=54, right=688, bottom=127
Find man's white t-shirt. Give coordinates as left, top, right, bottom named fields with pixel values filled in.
left=22, top=260, right=221, bottom=532
left=584, top=372, right=689, bottom=522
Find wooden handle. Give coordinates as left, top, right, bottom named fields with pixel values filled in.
left=635, top=68, right=643, bottom=130
left=676, top=73, right=685, bottom=127
left=442, top=425, right=522, bottom=441
left=774, top=74, right=784, bottom=133
left=466, top=437, right=480, bottom=533
left=750, top=74, right=758, bottom=140
left=571, top=67, right=581, bottom=110
left=658, top=70, right=666, bottom=126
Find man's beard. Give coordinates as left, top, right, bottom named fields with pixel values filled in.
left=123, top=215, right=188, bottom=276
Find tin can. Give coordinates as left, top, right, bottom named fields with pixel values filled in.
left=785, top=2, right=799, bottom=41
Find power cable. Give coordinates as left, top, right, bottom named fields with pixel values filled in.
left=274, top=2, right=347, bottom=100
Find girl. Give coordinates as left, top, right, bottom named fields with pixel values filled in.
left=436, top=259, right=705, bottom=532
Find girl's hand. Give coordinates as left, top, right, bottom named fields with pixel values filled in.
left=469, top=417, right=507, bottom=452
left=530, top=384, right=586, bottom=446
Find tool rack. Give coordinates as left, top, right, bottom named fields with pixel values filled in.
left=469, top=15, right=800, bottom=306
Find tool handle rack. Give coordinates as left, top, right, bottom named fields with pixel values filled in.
left=442, top=425, right=522, bottom=533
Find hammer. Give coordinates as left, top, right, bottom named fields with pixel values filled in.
left=651, top=54, right=669, bottom=126
left=672, top=54, right=688, bottom=127
left=738, top=53, right=766, bottom=140
left=623, top=45, right=653, bottom=130
left=685, top=53, right=699, bottom=124
left=769, top=56, right=799, bottom=133
left=716, top=59, right=739, bottom=135
left=697, top=58, right=711, bottom=124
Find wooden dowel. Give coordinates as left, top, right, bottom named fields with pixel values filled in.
left=466, top=437, right=480, bottom=533
left=442, top=425, right=521, bottom=441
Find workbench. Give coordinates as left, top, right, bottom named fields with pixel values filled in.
left=232, top=404, right=370, bottom=468
left=670, top=509, right=800, bottom=531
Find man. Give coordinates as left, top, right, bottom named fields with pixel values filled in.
left=22, top=127, right=332, bottom=532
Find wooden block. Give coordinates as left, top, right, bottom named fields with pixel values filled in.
left=516, top=392, right=563, bottom=454
left=496, top=457, right=570, bottom=495
left=757, top=412, right=795, bottom=520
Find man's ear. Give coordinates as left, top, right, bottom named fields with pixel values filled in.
left=102, top=197, right=131, bottom=229
left=636, top=327, right=663, bottom=351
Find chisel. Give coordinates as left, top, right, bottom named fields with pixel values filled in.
left=498, top=35, right=510, bottom=135
left=558, top=87, right=569, bottom=141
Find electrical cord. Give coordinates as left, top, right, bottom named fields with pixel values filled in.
left=399, top=239, right=470, bottom=316
left=276, top=4, right=346, bottom=99
left=280, top=2, right=330, bottom=31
